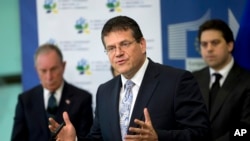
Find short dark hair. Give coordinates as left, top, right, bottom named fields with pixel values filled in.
left=198, top=19, right=234, bottom=44
left=34, top=43, right=63, bottom=65
left=101, top=15, right=143, bottom=47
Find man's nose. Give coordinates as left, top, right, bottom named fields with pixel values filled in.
left=115, top=46, right=124, bottom=55
left=46, top=71, right=53, bottom=80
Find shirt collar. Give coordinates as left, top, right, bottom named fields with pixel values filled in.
left=209, top=57, right=234, bottom=79
left=44, top=81, right=64, bottom=104
left=121, top=58, right=149, bottom=88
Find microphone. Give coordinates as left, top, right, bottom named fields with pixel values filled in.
left=50, top=122, right=65, bottom=141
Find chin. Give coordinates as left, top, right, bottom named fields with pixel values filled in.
left=46, top=86, right=56, bottom=91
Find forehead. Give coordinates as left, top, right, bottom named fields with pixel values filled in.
left=104, top=30, right=133, bottom=44
left=200, top=29, right=223, bottom=41
left=36, top=51, right=61, bottom=66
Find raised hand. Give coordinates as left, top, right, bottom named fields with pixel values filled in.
left=124, top=108, right=158, bottom=141
left=48, top=112, right=76, bottom=141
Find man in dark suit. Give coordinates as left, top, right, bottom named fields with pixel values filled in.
left=49, top=16, right=209, bottom=141
left=11, top=44, right=93, bottom=141
left=193, top=19, right=250, bottom=141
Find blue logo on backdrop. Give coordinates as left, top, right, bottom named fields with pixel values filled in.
left=161, top=0, right=247, bottom=71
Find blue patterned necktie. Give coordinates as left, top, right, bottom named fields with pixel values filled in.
left=120, top=80, right=135, bottom=140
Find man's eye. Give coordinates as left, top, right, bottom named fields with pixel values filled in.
left=40, top=70, right=46, bottom=74
left=107, top=47, right=115, bottom=51
left=121, top=42, right=129, bottom=48
left=211, top=40, right=220, bottom=46
left=200, top=42, right=207, bottom=47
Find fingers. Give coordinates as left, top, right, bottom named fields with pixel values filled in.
left=133, top=119, right=146, bottom=130
left=125, top=134, right=142, bottom=140
left=48, top=111, right=70, bottom=132
left=48, top=117, right=60, bottom=132
left=129, top=126, right=149, bottom=135
left=63, top=111, right=71, bottom=125
left=132, top=108, right=152, bottom=129
left=126, top=108, right=158, bottom=140
left=143, top=108, right=152, bottom=124
left=127, top=108, right=152, bottom=135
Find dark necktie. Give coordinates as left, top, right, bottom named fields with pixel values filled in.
left=209, top=73, right=222, bottom=111
left=47, top=92, right=57, bottom=118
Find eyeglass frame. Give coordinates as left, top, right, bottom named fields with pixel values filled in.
left=104, top=40, right=137, bottom=55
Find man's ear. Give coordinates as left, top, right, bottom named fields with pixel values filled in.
left=228, top=41, right=234, bottom=53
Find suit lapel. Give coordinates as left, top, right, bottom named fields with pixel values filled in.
left=210, top=64, right=240, bottom=121
left=198, top=69, right=210, bottom=108
left=56, top=82, right=74, bottom=122
left=110, top=77, right=123, bottom=139
left=129, top=60, right=159, bottom=129
left=33, top=87, right=50, bottom=134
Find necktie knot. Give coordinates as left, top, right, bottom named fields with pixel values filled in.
left=125, top=80, right=135, bottom=90
left=213, top=73, right=222, bottom=82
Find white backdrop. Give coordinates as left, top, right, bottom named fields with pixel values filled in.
left=36, top=0, right=162, bottom=109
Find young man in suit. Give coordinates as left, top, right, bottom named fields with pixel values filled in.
left=193, top=19, right=250, bottom=141
left=49, top=16, right=209, bottom=141
left=11, top=44, right=93, bottom=141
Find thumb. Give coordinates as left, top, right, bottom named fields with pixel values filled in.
left=144, top=108, right=152, bottom=124
left=63, top=111, right=72, bottom=125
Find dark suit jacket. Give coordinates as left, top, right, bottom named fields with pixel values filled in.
left=193, top=63, right=250, bottom=141
left=11, top=81, right=93, bottom=141
left=85, top=59, right=209, bottom=141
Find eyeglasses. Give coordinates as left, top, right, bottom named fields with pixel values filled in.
left=104, top=40, right=136, bottom=55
